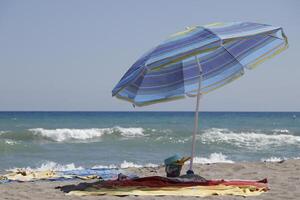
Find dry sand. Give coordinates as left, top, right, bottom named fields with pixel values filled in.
left=1, top=159, right=299, bottom=200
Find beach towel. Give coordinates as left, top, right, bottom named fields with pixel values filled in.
left=0, top=168, right=120, bottom=183
left=3, top=170, right=58, bottom=182
left=67, top=185, right=267, bottom=197
left=63, top=176, right=268, bottom=197
left=61, top=168, right=120, bottom=180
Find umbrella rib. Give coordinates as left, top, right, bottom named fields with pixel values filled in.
left=132, top=68, right=149, bottom=105
left=267, top=29, right=288, bottom=43
left=221, top=45, right=245, bottom=70
left=204, top=27, right=282, bottom=71
left=202, top=27, right=244, bottom=69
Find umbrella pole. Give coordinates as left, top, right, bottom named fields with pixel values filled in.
left=188, top=56, right=203, bottom=173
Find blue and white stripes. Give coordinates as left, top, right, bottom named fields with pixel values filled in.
left=112, top=22, right=288, bottom=106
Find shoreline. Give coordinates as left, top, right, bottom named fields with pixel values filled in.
left=1, top=159, right=299, bottom=199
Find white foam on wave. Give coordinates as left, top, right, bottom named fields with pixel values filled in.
left=7, top=160, right=160, bottom=173
left=261, top=156, right=300, bottom=162
left=0, top=130, right=9, bottom=135
left=92, top=161, right=159, bottom=169
left=159, top=136, right=189, bottom=144
left=28, top=127, right=145, bottom=142
left=91, top=164, right=118, bottom=169
left=193, top=153, right=234, bottom=164
left=29, top=128, right=108, bottom=142
left=120, top=161, right=159, bottom=168
left=4, top=139, right=18, bottom=145
left=200, top=128, right=300, bottom=149
left=273, top=129, right=290, bottom=133
left=261, top=156, right=285, bottom=162
left=116, top=127, right=145, bottom=137
left=8, top=161, right=83, bottom=172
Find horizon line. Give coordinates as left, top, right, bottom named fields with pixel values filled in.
left=0, top=110, right=299, bottom=113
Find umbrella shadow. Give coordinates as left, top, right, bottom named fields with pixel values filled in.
left=56, top=181, right=101, bottom=193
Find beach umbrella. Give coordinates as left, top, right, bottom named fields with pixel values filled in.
left=112, top=22, right=288, bottom=173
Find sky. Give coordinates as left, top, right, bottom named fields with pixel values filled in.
left=0, top=0, right=299, bottom=111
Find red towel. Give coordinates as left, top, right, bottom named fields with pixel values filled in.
left=94, top=176, right=268, bottom=190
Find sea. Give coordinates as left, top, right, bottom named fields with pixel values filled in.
left=0, top=112, right=299, bottom=171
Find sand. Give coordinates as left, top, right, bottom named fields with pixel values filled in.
left=0, top=159, right=299, bottom=200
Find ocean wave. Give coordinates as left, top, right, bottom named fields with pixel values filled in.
left=193, top=153, right=234, bottom=164
left=155, top=136, right=190, bottom=144
left=272, top=129, right=290, bottom=133
left=4, top=139, right=19, bottom=146
left=261, top=157, right=285, bottom=162
left=8, top=161, right=84, bottom=172
left=0, top=139, right=20, bottom=148
left=92, top=161, right=159, bottom=169
left=5, top=155, right=300, bottom=173
left=28, top=127, right=146, bottom=142
left=0, top=131, right=9, bottom=135
left=261, top=156, right=300, bottom=162
left=200, top=128, right=300, bottom=149
left=8, top=160, right=159, bottom=172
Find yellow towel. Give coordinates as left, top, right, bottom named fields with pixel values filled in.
left=67, top=185, right=266, bottom=197
left=2, top=170, right=101, bottom=182
left=4, top=170, right=57, bottom=182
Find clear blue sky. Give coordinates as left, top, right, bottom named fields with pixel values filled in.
left=0, top=0, right=299, bottom=111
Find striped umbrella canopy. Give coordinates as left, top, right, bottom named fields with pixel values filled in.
left=112, top=22, right=288, bottom=173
